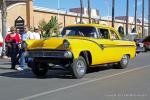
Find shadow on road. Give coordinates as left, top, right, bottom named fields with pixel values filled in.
left=0, top=65, right=114, bottom=79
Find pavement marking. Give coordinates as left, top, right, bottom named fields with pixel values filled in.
left=18, top=64, right=150, bottom=100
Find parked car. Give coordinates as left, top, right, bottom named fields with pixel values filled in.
left=126, top=33, right=145, bottom=53
left=134, top=38, right=145, bottom=53
left=23, top=24, right=136, bottom=79
left=143, top=35, right=150, bottom=51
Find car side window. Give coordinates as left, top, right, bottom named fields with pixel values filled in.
left=110, top=30, right=119, bottom=40
left=97, top=28, right=110, bottom=39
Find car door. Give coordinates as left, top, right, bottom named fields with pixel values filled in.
left=95, top=27, right=117, bottom=64
left=109, top=29, right=125, bottom=62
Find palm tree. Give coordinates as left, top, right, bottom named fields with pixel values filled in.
left=88, top=0, right=91, bottom=24
left=112, top=0, right=115, bottom=27
left=38, top=19, right=47, bottom=36
left=134, top=0, right=137, bottom=32
left=148, top=0, right=150, bottom=36
left=80, top=0, right=83, bottom=24
left=1, top=0, right=7, bottom=57
left=142, top=0, right=144, bottom=37
left=38, top=16, right=62, bottom=38
left=126, top=0, right=129, bottom=35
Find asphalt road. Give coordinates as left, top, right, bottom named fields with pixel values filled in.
left=0, top=52, right=150, bottom=100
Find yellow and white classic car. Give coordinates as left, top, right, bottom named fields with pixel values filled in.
left=23, top=24, right=136, bottom=79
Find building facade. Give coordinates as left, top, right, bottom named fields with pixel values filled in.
left=0, top=0, right=148, bottom=36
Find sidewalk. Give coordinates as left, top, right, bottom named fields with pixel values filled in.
left=0, top=57, right=10, bottom=63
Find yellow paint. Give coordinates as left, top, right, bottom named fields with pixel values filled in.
left=26, top=24, right=136, bottom=66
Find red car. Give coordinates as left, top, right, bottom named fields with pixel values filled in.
left=143, top=36, right=150, bottom=51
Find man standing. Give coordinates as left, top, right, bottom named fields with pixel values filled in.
left=33, top=26, right=41, bottom=39
left=18, top=26, right=34, bottom=71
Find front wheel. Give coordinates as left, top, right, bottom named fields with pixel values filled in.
left=114, top=55, right=129, bottom=69
left=71, top=56, right=87, bottom=79
left=32, top=60, right=48, bottom=77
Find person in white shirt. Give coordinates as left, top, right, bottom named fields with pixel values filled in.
left=33, top=26, right=41, bottom=40
left=18, top=26, right=41, bottom=71
left=18, top=26, right=34, bottom=71
left=22, top=26, right=34, bottom=41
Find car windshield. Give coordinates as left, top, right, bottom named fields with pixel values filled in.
left=61, top=26, right=98, bottom=38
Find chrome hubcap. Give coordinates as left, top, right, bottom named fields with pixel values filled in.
left=76, top=60, right=85, bottom=75
left=122, top=55, right=128, bottom=65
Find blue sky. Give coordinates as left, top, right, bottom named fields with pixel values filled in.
left=34, top=0, right=148, bottom=19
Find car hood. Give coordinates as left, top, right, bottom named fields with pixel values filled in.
left=26, top=37, right=65, bottom=50
left=26, top=36, right=135, bottom=50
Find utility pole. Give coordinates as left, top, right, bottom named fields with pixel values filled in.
left=142, top=0, right=144, bottom=37
left=112, top=0, right=115, bottom=27
left=126, top=0, right=129, bottom=35
left=80, top=0, right=83, bottom=24
left=134, top=0, right=137, bottom=32
left=1, top=0, right=7, bottom=57
left=148, top=0, right=150, bottom=36
left=88, top=0, right=91, bottom=24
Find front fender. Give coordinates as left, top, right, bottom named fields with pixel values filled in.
left=67, top=39, right=103, bottom=64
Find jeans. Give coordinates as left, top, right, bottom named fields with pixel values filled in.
left=19, top=49, right=25, bottom=68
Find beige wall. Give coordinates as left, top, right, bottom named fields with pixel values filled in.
left=33, top=10, right=56, bottom=26
left=7, top=3, right=27, bottom=27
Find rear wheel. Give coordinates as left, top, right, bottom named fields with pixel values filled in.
left=114, top=55, right=129, bottom=69
left=71, top=56, right=87, bottom=79
left=32, top=60, right=48, bottom=77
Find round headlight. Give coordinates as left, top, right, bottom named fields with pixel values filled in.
left=64, top=51, right=72, bottom=58
left=63, top=40, right=70, bottom=48
left=21, top=41, right=28, bottom=49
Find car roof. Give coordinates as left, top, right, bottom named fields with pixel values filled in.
left=66, top=24, right=114, bottom=29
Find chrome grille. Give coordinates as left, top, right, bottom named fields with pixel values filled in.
left=28, top=50, right=65, bottom=58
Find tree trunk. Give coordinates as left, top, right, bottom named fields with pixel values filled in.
left=126, top=0, right=129, bottom=35
left=142, top=0, right=144, bottom=37
left=88, top=0, right=91, bottom=24
left=1, top=0, right=7, bottom=57
left=112, top=0, right=115, bottom=27
left=134, top=0, right=137, bottom=32
left=80, top=0, right=83, bottom=24
left=148, top=0, right=150, bottom=36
